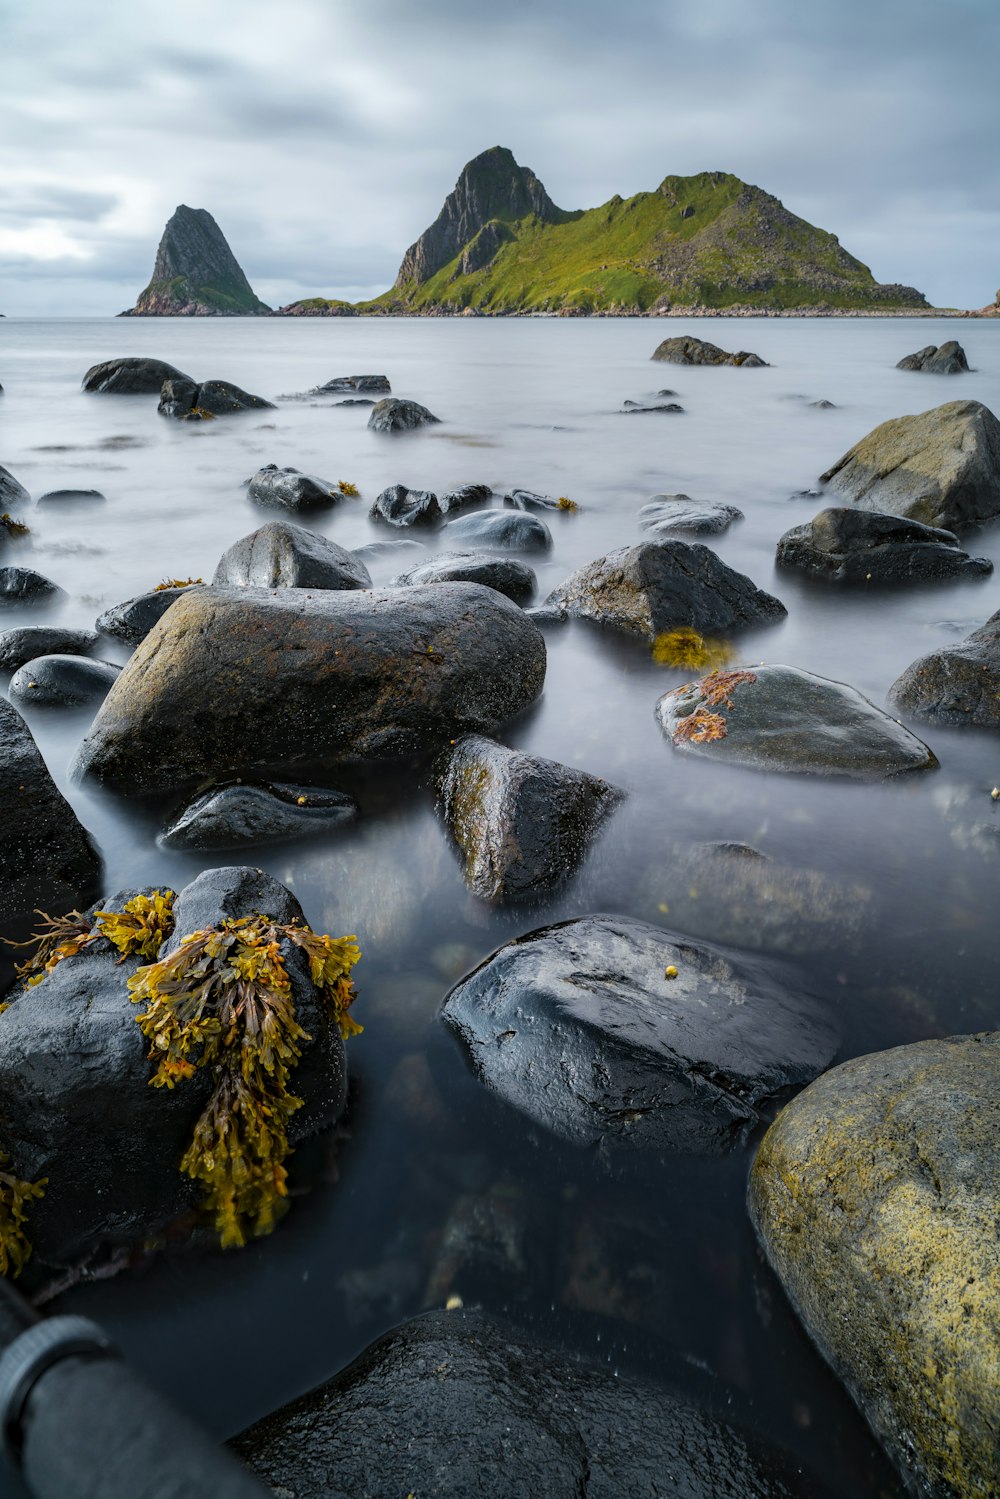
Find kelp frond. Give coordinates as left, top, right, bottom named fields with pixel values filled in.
left=129, top=915, right=361, bottom=1248
left=0, top=513, right=29, bottom=537
left=652, top=628, right=733, bottom=671
left=556, top=496, right=579, bottom=512
left=0, top=1151, right=46, bottom=1279
left=8, top=908, right=97, bottom=987
left=8, top=891, right=175, bottom=985
left=337, top=480, right=360, bottom=497
left=154, top=577, right=203, bottom=592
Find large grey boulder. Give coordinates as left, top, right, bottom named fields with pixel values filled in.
left=652, top=335, right=767, bottom=368
left=775, top=508, right=992, bottom=584
left=367, top=397, right=439, bottom=432
left=749, top=1032, right=1000, bottom=1499
left=0, top=464, right=31, bottom=508
left=0, top=698, right=101, bottom=921
left=369, top=483, right=441, bottom=528
left=96, top=584, right=204, bottom=647
left=896, top=340, right=969, bottom=374
left=213, top=522, right=370, bottom=590
left=233, top=1308, right=823, bottom=1499
left=819, top=399, right=1000, bottom=532
left=246, top=463, right=342, bottom=513
left=82, top=357, right=193, bottom=394
left=158, top=377, right=274, bottom=418
left=159, top=782, right=357, bottom=850
left=391, top=551, right=536, bottom=605
left=0, top=626, right=99, bottom=673
left=888, top=608, right=1000, bottom=727
left=543, top=541, right=785, bottom=642
left=9, top=654, right=120, bottom=708
left=74, top=583, right=547, bottom=796
left=442, top=509, right=553, bottom=554
left=435, top=735, right=622, bottom=902
left=657, top=664, right=938, bottom=780
left=638, top=495, right=744, bottom=536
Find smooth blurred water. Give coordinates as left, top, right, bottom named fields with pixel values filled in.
left=2, top=315, right=999, bottom=1493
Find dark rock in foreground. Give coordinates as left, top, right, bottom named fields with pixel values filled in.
left=888, top=608, right=1000, bottom=727
left=96, top=584, right=204, bottom=648
left=442, top=913, right=837, bottom=1153
left=234, top=1308, right=821, bottom=1499
left=0, top=465, right=30, bottom=510
left=896, top=340, right=969, bottom=374
left=749, top=1032, right=1000, bottom=1499
left=74, top=583, right=547, bottom=796
left=158, top=377, right=274, bottom=418
left=435, top=735, right=622, bottom=901
left=82, top=357, right=193, bottom=394
left=391, top=551, right=535, bottom=605
left=246, top=463, right=342, bottom=512
left=776, top=508, right=992, bottom=585
left=213, top=522, right=370, bottom=591
left=543, top=541, right=785, bottom=642
left=0, top=698, right=101, bottom=921
left=159, top=783, right=357, bottom=850
left=0, top=626, right=99, bottom=673
left=0, top=567, right=64, bottom=605
left=652, top=335, right=768, bottom=368
left=638, top=495, right=744, bottom=536
left=443, top=509, right=553, bottom=554
left=657, top=664, right=938, bottom=780
left=367, top=397, right=440, bottom=432
left=9, top=654, right=120, bottom=708
left=370, top=483, right=441, bottom=527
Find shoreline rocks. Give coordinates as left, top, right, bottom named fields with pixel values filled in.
left=9, top=654, right=120, bottom=708
left=367, top=397, right=440, bottom=432
left=776, top=508, right=992, bottom=584
left=896, top=341, right=969, bottom=374
left=159, top=783, right=358, bottom=850
left=82, top=357, right=193, bottom=394
left=246, top=464, right=343, bottom=512
left=443, top=509, right=553, bottom=553
left=370, top=483, right=441, bottom=527
left=639, top=495, right=744, bottom=536
left=158, top=377, right=274, bottom=418
left=652, top=335, right=768, bottom=367
left=96, top=584, right=205, bottom=648
left=888, top=608, right=1000, bottom=727
left=391, top=551, right=536, bottom=604
left=0, top=626, right=99, bottom=673
left=213, top=522, right=371, bottom=591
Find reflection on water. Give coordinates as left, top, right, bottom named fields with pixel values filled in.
left=3, top=315, right=1000, bottom=1493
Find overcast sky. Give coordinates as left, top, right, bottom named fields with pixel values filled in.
left=1, top=0, right=997, bottom=315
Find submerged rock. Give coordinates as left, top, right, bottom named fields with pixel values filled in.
left=233, top=1308, right=821, bottom=1499
left=435, top=735, right=622, bottom=902
left=391, top=551, right=535, bottom=604
left=652, top=335, right=768, bottom=368
left=351, top=539, right=426, bottom=563
left=638, top=495, right=744, bottom=536
left=888, top=608, right=1000, bottom=727
left=159, top=783, right=357, bottom=850
left=657, top=664, right=938, bottom=780
left=775, top=508, right=992, bottom=584
left=35, top=488, right=106, bottom=505
left=74, top=583, right=547, bottom=796
left=442, top=913, right=837, bottom=1153
left=96, top=584, right=204, bottom=648
left=0, top=464, right=30, bottom=509
left=749, top=1032, right=1000, bottom=1499
left=246, top=463, right=342, bottom=512
left=367, top=397, right=440, bottom=432
left=9, top=654, right=120, bottom=707
left=622, top=397, right=685, bottom=413
left=0, top=626, right=99, bottom=673
left=213, top=522, right=370, bottom=591
left=0, top=567, right=64, bottom=605
left=443, top=509, right=553, bottom=553
left=543, top=541, right=785, bottom=642
left=896, top=340, right=969, bottom=374
left=82, top=357, right=193, bottom=394
left=370, top=483, right=441, bottom=527
left=158, top=377, right=274, bottom=418
left=819, top=399, right=1000, bottom=532
left=502, top=488, right=577, bottom=514
left=0, top=698, right=101, bottom=921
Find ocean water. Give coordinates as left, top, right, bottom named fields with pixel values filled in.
left=2, top=314, right=999, bottom=1492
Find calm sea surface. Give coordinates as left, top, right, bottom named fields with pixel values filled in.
left=2, top=315, right=999, bottom=1492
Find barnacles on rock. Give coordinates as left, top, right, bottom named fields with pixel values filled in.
left=0, top=1150, right=46, bottom=1279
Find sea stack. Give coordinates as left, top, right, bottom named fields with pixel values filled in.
left=121, top=205, right=270, bottom=316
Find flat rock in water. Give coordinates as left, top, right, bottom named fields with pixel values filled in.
left=439, top=482, right=493, bottom=514
left=391, top=551, right=535, bottom=605
left=213, top=521, right=370, bottom=590
left=35, top=488, right=106, bottom=505
left=443, top=509, right=553, bottom=553
left=638, top=495, right=744, bottom=536
left=0, top=567, right=64, bottom=605
left=435, top=735, right=622, bottom=902
left=370, top=483, right=441, bottom=527
left=367, top=397, right=439, bottom=432
left=0, top=464, right=30, bottom=508
left=233, top=1308, right=822, bottom=1499
left=0, top=697, right=101, bottom=922
left=246, top=463, right=341, bottom=512
left=657, top=664, right=938, bottom=779
left=441, top=913, right=837, bottom=1153
left=74, top=583, right=547, bottom=796
left=9, top=654, right=120, bottom=707
left=82, top=357, right=192, bottom=394
left=313, top=374, right=390, bottom=395
left=158, top=377, right=274, bottom=418
left=776, top=507, right=992, bottom=584
left=896, top=340, right=969, bottom=374
left=819, top=399, right=1000, bottom=532
left=652, top=335, right=768, bottom=368
left=159, top=782, right=357, bottom=850
left=749, top=1032, right=1000, bottom=1499
left=888, top=608, right=1000, bottom=727
left=0, top=626, right=99, bottom=673
left=96, top=584, right=203, bottom=647
left=543, top=540, right=784, bottom=642
left=622, top=397, right=685, bottom=413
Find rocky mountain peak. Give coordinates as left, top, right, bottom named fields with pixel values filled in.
left=122, top=205, right=269, bottom=316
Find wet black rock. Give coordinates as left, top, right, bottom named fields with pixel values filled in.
left=638, top=494, right=744, bottom=536
left=213, top=521, right=371, bottom=591
left=888, top=608, right=1000, bottom=727
left=543, top=540, right=785, bottom=642
left=96, top=584, right=204, bottom=648
left=622, top=397, right=685, bottom=413
left=246, top=463, right=342, bottom=512
left=0, top=626, right=99, bottom=673
left=435, top=735, right=622, bottom=902
left=776, top=508, right=992, bottom=585
left=35, top=488, right=106, bottom=505
left=439, top=482, right=493, bottom=514
left=233, top=1308, right=822, bottom=1499
left=896, top=341, right=969, bottom=374
left=0, top=697, right=101, bottom=922
left=391, top=551, right=536, bottom=605
left=0, top=567, right=64, bottom=605
left=75, top=583, right=548, bottom=796
left=370, top=483, right=441, bottom=527
left=502, top=488, right=575, bottom=513
left=367, top=397, right=440, bottom=432
left=82, top=357, right=193, bottom=394
left=443, top=509, right=553, bottom=553
left=9, top=654, right=121, bottom=707
left=0, top=464, right=30, bottom=509
left=334, top=397, right=374, bottom=406
left=652, top=336, right=768, bottom=368
left=441, top=913, right=837, bottom=1153
left=312, top=374, right=390, bottom=395
left=158, top=377, right=274, bottom=418
left=159, top=782, right=358, bottom=850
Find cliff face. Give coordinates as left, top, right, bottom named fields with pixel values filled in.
left=121, top=206, right=270, bottom=316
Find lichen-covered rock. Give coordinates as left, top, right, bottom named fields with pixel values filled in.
left=638, top=495, right=744, bottom=536
left=819, top=399, right=1000, bottom=531
left=441, top=913, right=837, bottom=1153
left=246, top=463, right=342, bottom=513
left=0, top=567, right=64, bottom=605
left=543, top=541, right=785, bottom=642
left=233, top=1308, right=822, bottom=1499
left=369, top=483, right=441, bottom=527
left=9, top=654, right=120, bottom=707
left=435, top=735, right=622, bottom=902
left=442, top=509, right=553, bottom=554
left=82, top=357, right=193, bottom=394
left=74, top=583, right=547, bottom=796
left=213, top=522, right=370, bottom=591
left=0, top=464, right=30, bottom=509
left=367, top=398, right=440, bottom=432
left=0, top=626, right=99, bottom=673
left=391, top=551, right=535, bottom=604
left=657, top=665, right=937, bottom=779
left=888, top=608, right=1000, bottom=727
left=652, top=336, right=767, bottom=367
left=896, top=341, right=969, bottom=374
left=159, top=783, right=357, bottom=850
left=96, top=584, right=204, bottom=647
left=775, top=508, right=992, bottom=584
left=749, top=1032, right=1000, bottom=1499
left=159, top=377, right=274, bottom=418
left=0, top=698, right=101, bottom=922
